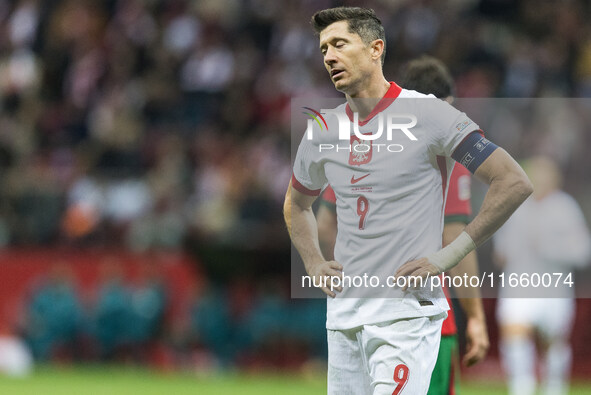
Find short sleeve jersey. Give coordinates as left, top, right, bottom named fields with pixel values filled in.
left=293, top=82, right=480, bottom=330
left=321, top=162, right=471, bottom=335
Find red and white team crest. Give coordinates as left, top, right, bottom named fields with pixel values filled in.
left=349, top=134, right=373, bottom=165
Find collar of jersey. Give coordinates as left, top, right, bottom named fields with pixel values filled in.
left=345, top=81, right=402, bottom=126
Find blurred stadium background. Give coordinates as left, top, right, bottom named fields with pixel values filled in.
left=0, top=0, right=590, bottom=393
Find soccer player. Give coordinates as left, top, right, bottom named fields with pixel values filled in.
left=494, top=156, right=591, bottom=395
left=316, top=56, right=490, bottom=395
left=284, top=7, right=532, bottom=394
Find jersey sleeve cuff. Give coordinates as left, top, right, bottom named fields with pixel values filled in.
left=291, top=174, right=321, bottom=196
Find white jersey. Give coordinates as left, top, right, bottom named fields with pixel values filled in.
left=494, top=191, right=591, bottom=298
left=292, top=83, right=480, bottom=329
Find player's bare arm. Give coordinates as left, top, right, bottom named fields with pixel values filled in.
left=284, top=180, right=343, bottom=297
left=444, top=222, right=490, bottom=366
left=396, top=147, right=533, bottom=280
left=465, top=148, right=533, bottom=245
left=460, top=300, right=489, bottom=366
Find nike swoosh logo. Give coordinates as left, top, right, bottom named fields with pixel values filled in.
left=350, top=174, right=370, bottom=184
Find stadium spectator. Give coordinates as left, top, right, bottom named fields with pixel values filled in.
left=0, top=0, right=588, bottom=251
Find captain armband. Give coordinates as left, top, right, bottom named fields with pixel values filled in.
left=451, top=131, right=499, bottom=173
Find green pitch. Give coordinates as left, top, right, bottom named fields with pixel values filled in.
left=0, top=366, right=326, bottom=395
left=0, top=365, right=590, bottom=395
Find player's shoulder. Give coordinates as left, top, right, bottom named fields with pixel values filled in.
left=546, top=190, right=572, bottom=202
left=398, top=88, right=436, bottom=99
left=545, top=190, right=582, bottom=211
left=396, top=89, right=459, bottom=124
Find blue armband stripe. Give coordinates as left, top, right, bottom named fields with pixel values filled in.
left=451, top=131, right=498, bottom=173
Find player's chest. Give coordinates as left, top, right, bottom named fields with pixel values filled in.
left=322, top=132, right=434, bottom=195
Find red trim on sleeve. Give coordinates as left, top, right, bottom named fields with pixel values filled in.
left=321, top=185, right=337, bottom=204
left=291, top=174, right=321, bottom=197
left=345, top=82, right=403, bottom=126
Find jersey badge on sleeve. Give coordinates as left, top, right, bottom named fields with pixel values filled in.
left=455, top=119, right=473, bottom=132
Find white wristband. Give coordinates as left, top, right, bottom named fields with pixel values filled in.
left=427, top=231, right=476, bottom=272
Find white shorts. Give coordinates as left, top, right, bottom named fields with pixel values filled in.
left=496, top=298, right=575, bottom=339
left=327, top=312, right=446, bottom=395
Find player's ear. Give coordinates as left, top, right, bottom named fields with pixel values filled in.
left=370, top=39, right=384, bottom=62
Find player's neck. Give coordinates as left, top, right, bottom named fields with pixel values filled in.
left=345, top=77, right=390, bottom=120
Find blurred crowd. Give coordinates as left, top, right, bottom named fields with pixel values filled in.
left=1, top=0, right=591, bottom=371
left=0, top=0, right=296, bottom=249
left=1, top=0, right=591, bottom=249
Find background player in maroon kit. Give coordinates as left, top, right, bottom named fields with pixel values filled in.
left=316, top=56, right=489, bottom=395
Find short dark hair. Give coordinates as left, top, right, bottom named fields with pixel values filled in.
left=311, top=7, right=386, bottom=65
left=399, top=56, right=454, bottom=98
